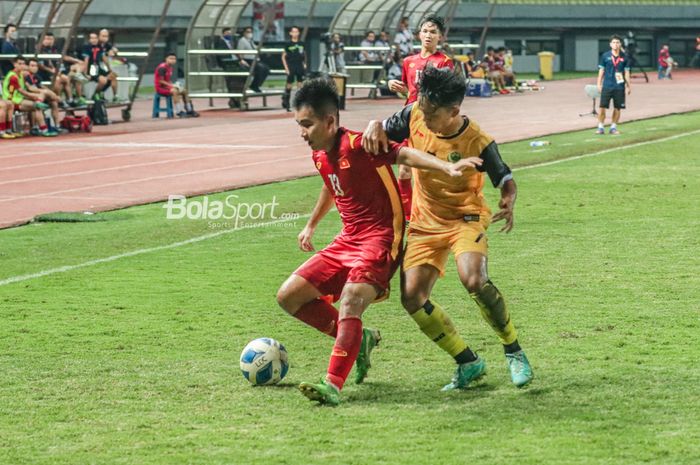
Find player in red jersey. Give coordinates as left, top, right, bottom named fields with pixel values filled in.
left=388, top=13, right=454, bottom=222
left=276, top=78, right=482, bottom=406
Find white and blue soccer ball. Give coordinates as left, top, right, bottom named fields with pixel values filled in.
left=240, top=337, right=289, bottom=386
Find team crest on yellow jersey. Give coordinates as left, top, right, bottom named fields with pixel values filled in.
left=448, top=152, right=462, bottom=163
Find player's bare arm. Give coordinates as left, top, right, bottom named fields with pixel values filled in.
left=363, top=104, right=413, bottom=154
left=492, top=178, right=517, bottom=233
left=362, top=120, right=389, bottom=154
left=480, top=141, right=516, bottom=233
left=397, top=147, right=483, bottom=177
left=298, top=184, right=334, bottom=252
left=597, top=68, right=605, bottom=92
left=388, top=80, right=408, bottom=94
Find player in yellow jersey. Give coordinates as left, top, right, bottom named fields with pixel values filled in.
left=362, top=66, right=533, bottom=389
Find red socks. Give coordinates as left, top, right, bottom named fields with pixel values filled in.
left=0, top=121, right=6, bottom=131
left=398, top=178, right=413, bottom=221
left=293, top=298, right=339, bottom=337
left=326, top=317, right=363, bottom=390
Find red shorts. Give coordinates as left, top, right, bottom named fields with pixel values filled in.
left=294, top=234, right=402, bottom=303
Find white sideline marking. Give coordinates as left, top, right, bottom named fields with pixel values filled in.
left=36, top=142, right=287, bottom=150
left=517, top=128, right=700, bottom=172
left=0, top=214, right=312, bottom=287
left=2, top=127, right=699, bottom=287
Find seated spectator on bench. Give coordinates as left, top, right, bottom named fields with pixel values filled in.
left=2, top=56, right=57, bottom=137
left=1, top=23, right=21, bottom=76
left=0, top=98, right=19, bottom=139
left=359, top=31, right=382, bottom=82
left=236, top=26, right=269, bottom=93
left=99, top=29, right=123, bottom=101
left=215, top=27, right=244, bottom=109
left=499, top=47, right=518, bottom=90
left=81, top=32, right=115, bottom=102
left=26, top=58, right=64, bottom=131
left=155, top=52, right=199, bottom=118
left=484, top=47, right=509, bottom=94
left=464, top=51, right=484, bottom=78
left=38, top=32, right=77, bottom=107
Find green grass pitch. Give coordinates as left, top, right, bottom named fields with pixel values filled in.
left=1, top=112, right=699, bottom=464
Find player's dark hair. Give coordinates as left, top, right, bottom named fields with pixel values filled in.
left=89, top=31, right=98, bottom=37
left=365, top=30, right=375, bottom=38
left=4, top=23, right=17, bottom=34
left=487, top=46, right=494, bottom=52
left=419, top=13, right=445, bottom=34
left=222, top=27, right=232, bottom=35
left=165, top=52, right=177, bottom=58
left=610, top=34, right=622, bottom=42
left=293, top=77, right=340, bottom=120
left=28, top=58, right=38, bottom=65
left=419, top=66, right=465, bottom=108
left=45, top=32, right=55, bottom=38
left=13, top=55, right=25, bottom=64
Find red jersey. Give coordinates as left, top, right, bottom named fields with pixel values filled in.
left=154, top=62, right=173, bottom=95
left=401, top=51, right=454, bottom=104
left=312, top=128, right=405, bottom=256
left=658, top=48, right=670, bottom=67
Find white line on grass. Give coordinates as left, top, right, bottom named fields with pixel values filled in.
left=517, top=128, right=700, bottom=172
left=0, top=214, right=312, bottom=287
left=2, top=127, right=699, bottom=287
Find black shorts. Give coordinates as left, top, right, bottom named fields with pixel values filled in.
left=286, top=67, right=305, bottom=84
left=600, top=88, right=626, bottom=110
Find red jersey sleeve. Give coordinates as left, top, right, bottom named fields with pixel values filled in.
left=370, top=140, right=406, bottom=166
left=440, top=56, right=454, bottom=70
left=401, top=59, right=408, bottom=84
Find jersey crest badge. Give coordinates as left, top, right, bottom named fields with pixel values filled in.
left=339, top=158, right=351, bottom=169
left=448, top=152, right=462, bottom=163
left=316, top=161, right=323, bottom=170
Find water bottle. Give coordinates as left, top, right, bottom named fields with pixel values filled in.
left=529, top=140, right=551, bottom=147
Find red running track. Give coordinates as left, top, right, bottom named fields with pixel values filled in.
left=1, top=70, right=699, bottom=229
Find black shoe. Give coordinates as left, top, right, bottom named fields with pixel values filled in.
left=187, top=111, right=200, bottom=118
left=177, top=111, right=188, bottom=118
left=228, top=98, right=240, bottom=109
left=251, top=86, right=263, bottom=93
left=59, top=101, right=70, bottom=110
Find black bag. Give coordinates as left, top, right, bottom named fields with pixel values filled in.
left=89, top=100, right=109, bottom=125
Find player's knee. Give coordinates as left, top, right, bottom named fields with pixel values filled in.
left=400, top=287, right=427, bottom=313
left=338, top=292, right=366, bottom=319
left=275, top=285, right=296, bottom=314
left=461, top=274, right=486, bottom=294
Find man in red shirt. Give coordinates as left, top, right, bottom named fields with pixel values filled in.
left=276, top=78, right=481, bottom=406
left=154, top=52, right=199, bottom=117
left=387, top=14, right=454, bottom=221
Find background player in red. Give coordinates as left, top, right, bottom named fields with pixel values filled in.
left=387, top=13, right=454, bottom=222
left=276, top=78, right=481, bottom=406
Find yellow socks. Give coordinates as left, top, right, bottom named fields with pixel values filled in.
left=411, top=300, right=468, bottom=358
left=470, top=280, right=518, bottom=345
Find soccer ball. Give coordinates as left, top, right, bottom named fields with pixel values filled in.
left=240, top=337, right=289, bottom=386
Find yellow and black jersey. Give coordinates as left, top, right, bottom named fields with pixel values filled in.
left=383, top=103, right=513, bottom=232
